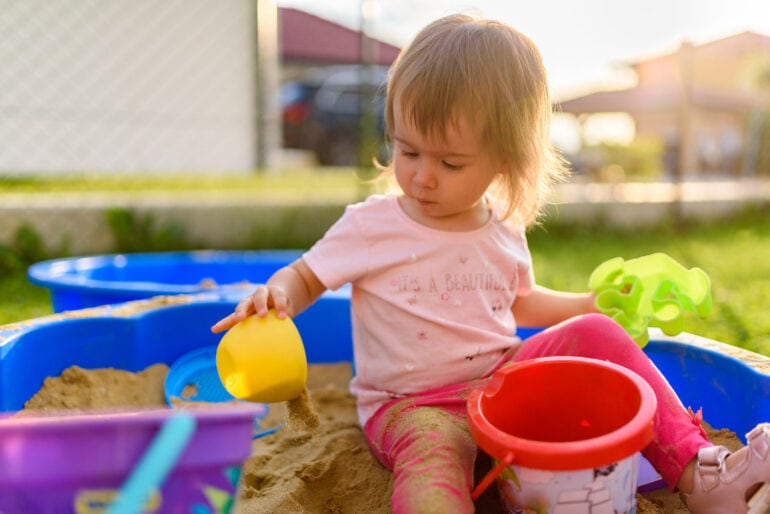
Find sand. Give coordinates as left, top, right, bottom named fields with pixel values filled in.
left=22, top=362, right=743, bottom=513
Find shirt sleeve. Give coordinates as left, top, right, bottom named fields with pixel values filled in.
left=513, top=224, right=535, bottom=296
left=302, top=203, right=370, bottom=291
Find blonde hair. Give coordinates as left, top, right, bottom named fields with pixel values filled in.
left=383, top=14, right=569, bottom=226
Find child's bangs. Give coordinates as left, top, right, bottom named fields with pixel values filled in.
left=397, top=77, right=468, bottom=144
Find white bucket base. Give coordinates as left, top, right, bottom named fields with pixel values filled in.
left=497, top=453, right=639, bottom=514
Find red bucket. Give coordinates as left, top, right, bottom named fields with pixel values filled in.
left=468, top=356, right=656, bottom=513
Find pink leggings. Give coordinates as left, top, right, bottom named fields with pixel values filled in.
left=363, top=314, right=711, bottom=513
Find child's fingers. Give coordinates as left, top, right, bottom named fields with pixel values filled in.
left=213, top=285, right=293, bottom=332
left=210, top=292, right=259, bottom=333
left=251, top=285, right=271, bottom=317
left=210, top=311, right=241, bottom=333
left=267, top=286, right=292, bottom=319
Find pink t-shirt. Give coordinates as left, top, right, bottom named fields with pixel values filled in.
left=303, top=194, right=534, bottom=425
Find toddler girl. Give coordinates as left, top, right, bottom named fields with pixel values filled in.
left=213, top=14, right=770, bottom=513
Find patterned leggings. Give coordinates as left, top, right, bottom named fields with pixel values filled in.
left=363, top=313, right=711, bottom=513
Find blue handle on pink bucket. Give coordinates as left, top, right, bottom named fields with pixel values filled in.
left=106, top=412, right=197, bottom=514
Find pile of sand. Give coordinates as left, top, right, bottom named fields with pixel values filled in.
left=23, top=363, right=743, bottom=513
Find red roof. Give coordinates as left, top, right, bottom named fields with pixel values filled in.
left=557, top=30, right=770, bottom=116
left=279, top=7, right=401, bottom=66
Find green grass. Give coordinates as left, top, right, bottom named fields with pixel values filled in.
left=528, top=207, right=770, bottom=356
left=1, top=181, right=768, bottom=356
left=0, top=273, right=52, bottom=324
left=0, top=169, right=384, bottom=202
left=0, top=170, right=346, bottom=191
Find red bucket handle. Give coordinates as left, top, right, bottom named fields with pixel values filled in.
left=471, top=451, right=515, bottom=501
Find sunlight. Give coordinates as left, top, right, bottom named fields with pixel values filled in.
left=551, top=113, right=636, bottom=154
left=551, top=115, right=581, bottom=154
left=582, top=113, right=636, bottom=146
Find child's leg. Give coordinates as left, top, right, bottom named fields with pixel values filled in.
left=513, top=313, right=711, bottom=490
left=364, top=391, right=478, bottom=514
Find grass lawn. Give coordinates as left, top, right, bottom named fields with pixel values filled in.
left=527, top=208, right=770, bottom=356
left=3, top=209, right=769, bottom=355
left=1, top=173, right=768, bottom=356
left=0, top=169, right=384, bottom=203
left=0, top=273, right=52, bottom=324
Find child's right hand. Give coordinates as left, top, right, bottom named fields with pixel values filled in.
left=210, top=284, right=294, bottom=333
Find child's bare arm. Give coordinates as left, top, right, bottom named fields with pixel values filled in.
left=210, top=258, right=327, bottom=333
left=512, top=285, right=596, bottom=328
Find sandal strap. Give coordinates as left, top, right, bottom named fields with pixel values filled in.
left=748, top=424, right=770, bottom=460
left=686, top=423, right=770, bottom=513
left=696, top=445, right=730, bottom=492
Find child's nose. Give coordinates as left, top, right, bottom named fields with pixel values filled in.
left=413, top=161, right=437, bottom=188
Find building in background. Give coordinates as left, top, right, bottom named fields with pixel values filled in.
left=0, top=0, right=265, bottom=175
left=278, top=7, right=399, bottom=79
left=0, top=2, right=400, bottom=175
left=559, top=31, right=770, bottom=177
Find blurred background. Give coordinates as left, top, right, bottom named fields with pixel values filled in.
left=1, top=0, right=769, bottom=352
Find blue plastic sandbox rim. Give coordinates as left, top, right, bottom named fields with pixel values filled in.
left=27, top=250, right=305, bottom=296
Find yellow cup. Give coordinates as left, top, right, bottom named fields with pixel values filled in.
left=216, top=311, right=307, bottom=403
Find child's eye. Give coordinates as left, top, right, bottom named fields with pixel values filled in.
left=401, top=150, right=418, bottom=158
left=442, top=161, right=463, bottom=170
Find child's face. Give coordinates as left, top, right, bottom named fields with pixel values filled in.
left=392, top=98, right=501, bottom=231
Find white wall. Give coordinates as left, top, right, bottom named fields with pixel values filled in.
left=0, top=0, right=261, bottom=174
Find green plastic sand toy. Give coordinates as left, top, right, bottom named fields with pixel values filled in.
left=589, top=253, right=713, bottom=347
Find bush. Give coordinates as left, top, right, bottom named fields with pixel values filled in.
left=581, top=138, right=665, bottom=181
left=105, top=208, right=193, bottom=253
left=0, top=224, right=68, bottom=277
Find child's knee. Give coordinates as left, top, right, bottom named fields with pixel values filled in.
left=566, top=313, right=630, bottom=341
left=553, top=313, right=640, bottom=359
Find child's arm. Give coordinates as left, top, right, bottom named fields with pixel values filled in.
left=512, top=285, right=596, bottom=328
left=211, top=258, right=327, bottom=333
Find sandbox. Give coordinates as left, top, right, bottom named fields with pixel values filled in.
left=1, top=290, right=769, bottom=512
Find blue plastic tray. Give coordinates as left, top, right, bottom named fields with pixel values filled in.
left=27, top=250, right=305, bottom=312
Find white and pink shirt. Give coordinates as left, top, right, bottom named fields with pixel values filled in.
left=303, top=194, right=534, bottom=425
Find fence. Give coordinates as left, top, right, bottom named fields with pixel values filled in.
left=0, top=0, right=260, bottom=174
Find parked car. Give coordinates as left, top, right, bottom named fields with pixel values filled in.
left=281, top=65, right=390, bottom=166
